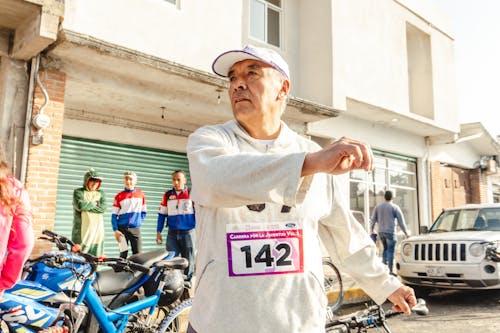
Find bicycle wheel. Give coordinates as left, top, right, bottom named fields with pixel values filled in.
left=158, top=298, right=193, bottom=333
left=128, top=305, right=171, bottom=332
left=323, top=258, right=344, bottom=312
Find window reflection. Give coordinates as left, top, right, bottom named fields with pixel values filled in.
left=350, top=154, right=417, bottom=236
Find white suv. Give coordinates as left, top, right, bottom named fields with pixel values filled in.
left=396, top=203, right=500, bottom=295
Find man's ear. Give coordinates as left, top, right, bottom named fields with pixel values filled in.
left=278, top=79, right=290, bottom=99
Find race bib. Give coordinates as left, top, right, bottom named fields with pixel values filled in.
left=226, top=222, right=304, bottom=277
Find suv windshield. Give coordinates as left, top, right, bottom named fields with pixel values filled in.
left=429, top=207, right=500, bottom=232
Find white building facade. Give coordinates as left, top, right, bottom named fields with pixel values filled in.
left=0, top=0, right=498, bottom=256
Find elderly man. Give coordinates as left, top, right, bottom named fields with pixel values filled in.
left=186, top=45, right=416, bottom=333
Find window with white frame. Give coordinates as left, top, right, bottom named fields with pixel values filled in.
left=249, top=0, right=282, bottom=47
left=349, top=153, right=418, bottom=235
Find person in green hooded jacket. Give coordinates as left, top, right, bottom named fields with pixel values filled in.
left=72, top=168, right=106, bottom=256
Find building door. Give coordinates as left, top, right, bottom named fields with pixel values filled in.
left=54, top=136, right=190, bottom=256
left=439, top=165, right=471, bottom=209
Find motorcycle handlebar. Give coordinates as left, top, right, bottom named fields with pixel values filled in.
left=28, top=252, right=88, bottom=268
left=77, top=252, right=151, bottom=274
left=41, top=229, right=76, bottom=250
left=38, top=230, right=150, bottom=274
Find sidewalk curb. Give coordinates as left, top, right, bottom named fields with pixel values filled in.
left=343, top=287, right=370, bottom=305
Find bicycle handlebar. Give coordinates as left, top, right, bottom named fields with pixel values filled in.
left=325, top=298, right=428, bottom=332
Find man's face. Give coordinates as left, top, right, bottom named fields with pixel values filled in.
left=124, top=176, right=137, bottom=190
left=172, top=172, right=186, bottom=191
left=227, top=60, right=288, bottom=137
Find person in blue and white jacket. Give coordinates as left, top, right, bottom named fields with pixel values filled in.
left=111, top=171, right=147, bottom=258
left=156, top=170, right=195, bottom=281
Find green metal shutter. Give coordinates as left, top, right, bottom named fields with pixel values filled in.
left=54, top=136, right=190, bottom=256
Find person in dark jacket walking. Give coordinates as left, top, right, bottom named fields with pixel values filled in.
left=156, top=170, right=195, bottom=281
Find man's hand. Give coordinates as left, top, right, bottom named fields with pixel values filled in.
left=387, top=285, right=417, bottom=315
left=302, top=136, right=374, bottom=177
left=114, top=230, right=123, bottom=242
left=156, top=232, right=163, bottom=245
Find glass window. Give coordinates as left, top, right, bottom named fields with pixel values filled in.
left=392, top=187, right=417, bottom=233
left=430, top=212, right=456, bottom=232
left=389, top=170, right=416, bottom=187
left=371, top=168, right=386, bottom=184
left=373, top=156, right=387, bottom=169
left=369, top=185, right=387, bottom=221
left=493, top=183, right=500, bottom=203
left=350, top=153, right=418, bottom=236
left=250, top=0, right=282, bottom=47
left=250, top=0, right=266, bottom=41
left=389, top=159, right=416, bottom=172
left=267, top=7, right=280, bottom=46
left=350, top=181, right=368, bottom=229
left=351, top=169, right=366, bottom=181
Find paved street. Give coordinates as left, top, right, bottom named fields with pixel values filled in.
left=378, top=289, right=500, bottom=332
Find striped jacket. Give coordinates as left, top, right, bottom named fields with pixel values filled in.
left=111, top=188, right=147, bottom=230
left=157, top=187, right=195, bottom=231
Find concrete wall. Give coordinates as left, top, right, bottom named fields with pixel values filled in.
left=429, top=142, right=481, bottom=169
left=0, top=57, right=30, bottom=178
left=63, top=118, right=188, bottom=153
left=329, top=0, right=458, bottom=132
left=61, top=0, right=456, bottom=134
left=308, top=114, right=427, bottom=157
left=297, top=0, right=333, bottom=105
left=63, top=0, right=241, bottom=74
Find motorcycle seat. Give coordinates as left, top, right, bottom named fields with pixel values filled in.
left=93, top=250, right=170, bottom=295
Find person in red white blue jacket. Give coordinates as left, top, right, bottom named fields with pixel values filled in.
left=112, top=171, right=147, bottom=258
left=156, top=170, right=195, bottom=281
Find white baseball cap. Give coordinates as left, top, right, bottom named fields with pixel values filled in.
left=124, top=171, right=137, bottom=180
left=212, top=44, right=290, bottom=80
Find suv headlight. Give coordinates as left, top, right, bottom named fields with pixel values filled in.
left=402, top=243, right=412, bottom=257
left=469, top=242, right=485, bottom=257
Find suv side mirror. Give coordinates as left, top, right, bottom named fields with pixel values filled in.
left=419, top=226, right=429, bottom=234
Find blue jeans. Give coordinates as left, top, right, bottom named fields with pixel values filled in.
left=167, top=228, right=194, bottom=281
left=378, top=232, right=396, bottom=273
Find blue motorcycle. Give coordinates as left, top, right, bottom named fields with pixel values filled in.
left=1, top=230, right=192, bottom=332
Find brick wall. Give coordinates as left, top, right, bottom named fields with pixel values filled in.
left=470, top=168, right=482, bottom=204
left=431, top=161, right=490, bottom=223
left=25, top=68, right=65, bottom=257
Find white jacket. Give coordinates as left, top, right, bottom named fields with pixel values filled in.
left=187, top=120, right=402, bottom=333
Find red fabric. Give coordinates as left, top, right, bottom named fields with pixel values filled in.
left=0, top=177, right=34, bottom=292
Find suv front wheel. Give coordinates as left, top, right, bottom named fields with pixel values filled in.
left=412, top=285, right=433, bottom=298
